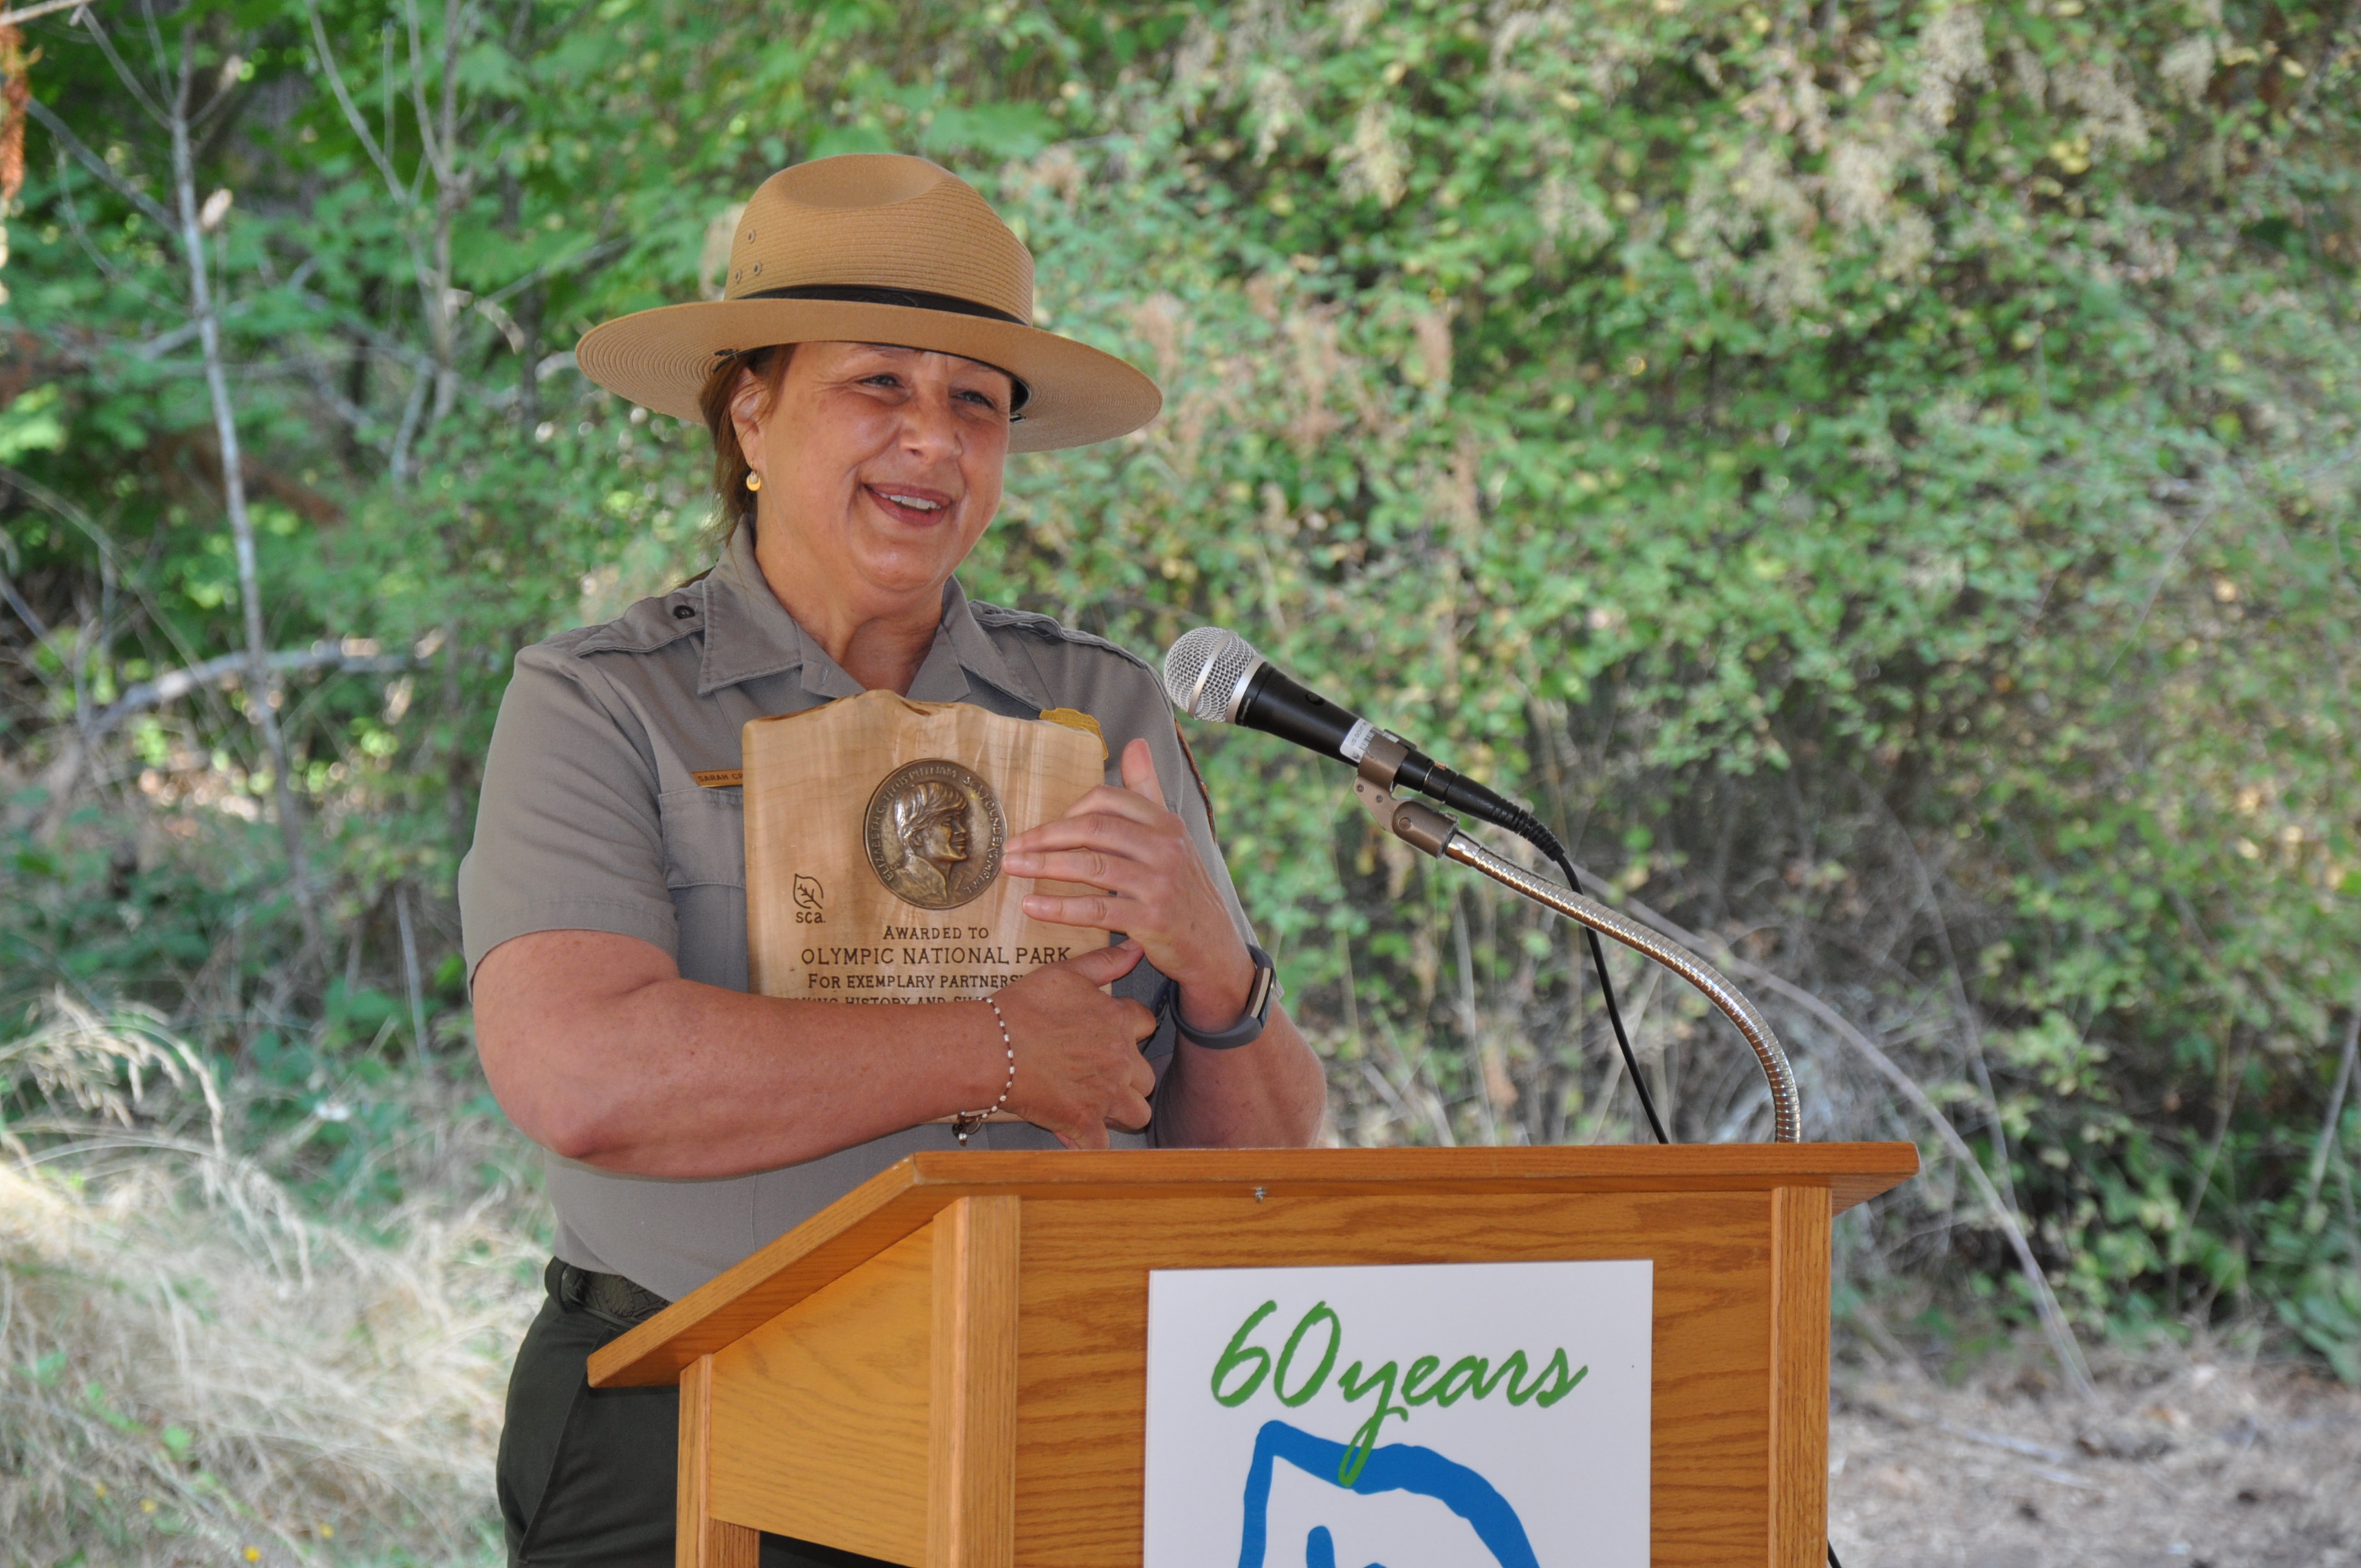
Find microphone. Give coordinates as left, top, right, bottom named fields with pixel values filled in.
left=1162, top=625, right=1671, bottom=1146
left=1158, top=627, right=1562, bottom=853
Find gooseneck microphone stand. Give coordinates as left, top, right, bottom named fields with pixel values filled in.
left=1352, top=733, right=1836, bottom=1565
left=1348, top=730, right=1802, bottom=1146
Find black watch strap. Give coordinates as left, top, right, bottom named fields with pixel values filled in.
left=1177, top=944, right=1277, bottom=1050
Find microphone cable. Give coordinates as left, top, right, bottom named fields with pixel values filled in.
left=1473, top=800, right=1669, bottom=1147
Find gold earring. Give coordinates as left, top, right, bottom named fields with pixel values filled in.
left=745, top=471, right=761, bottom=493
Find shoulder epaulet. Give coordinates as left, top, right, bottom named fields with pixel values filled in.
left=968, top=601, right=1159, bottom=680
left=567, top=581, right=709, bottom=658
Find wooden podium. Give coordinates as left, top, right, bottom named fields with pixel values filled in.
left=588, top=1145, right=1917, bottom=1568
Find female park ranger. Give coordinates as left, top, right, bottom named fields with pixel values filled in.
left=460, top=154, right=1326, bottom=1566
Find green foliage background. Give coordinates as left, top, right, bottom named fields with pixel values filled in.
left=6, top=0, right=2359, bottom=1397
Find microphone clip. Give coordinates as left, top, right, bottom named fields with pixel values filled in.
left=1349, top=730, right=1457, bottom=858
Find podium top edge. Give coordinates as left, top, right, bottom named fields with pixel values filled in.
left=587, top=1142, right=1917, bottom=1389
left=894, top=1142, right=1921, bottom=1193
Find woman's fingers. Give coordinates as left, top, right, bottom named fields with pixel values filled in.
left=1010, top=808, right=1169, bottom=855
left=1060, top=936, right=1146, bottom=988
left=1120, top=736, right=1164, bottom=805
left=1009, top=775, right=1214, bottom=949
left=1012, top=847, right=1158, bottom=896
left=1020, top=890, right=1135, bottom=931
left=1005, top=737, right=1252, bottom=1031
left=1006, top=819, right=1185, bottom=904
left=1100, top=1050, right=1158, bottom=1135
left=1005, top=801, right=1159, bottom=865
left=1006, top=823, right=1161, bottom=874
left=1007, top=746, right=1171, bottom=851
left=992, top=949, right=1161, bottom=1148
left=1006, top=742, right=1183, bottom=881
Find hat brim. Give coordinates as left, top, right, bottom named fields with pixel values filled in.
left=575, top=300, right=1161, bottom=453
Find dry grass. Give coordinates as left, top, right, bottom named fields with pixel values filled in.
left=0, top=996, right=541, bottom=1567
left=7, top=999, right=2353, bottom=1567
left=1832, top=1353, right=2361, bottom=1567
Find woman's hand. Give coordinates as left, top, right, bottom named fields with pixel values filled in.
left=990, top=940, right=1160, bottom=1148
left=1003, top=738, right=1256, bottom=1038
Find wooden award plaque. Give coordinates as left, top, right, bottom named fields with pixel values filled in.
left=743, top=690, right=1107, bottom=1003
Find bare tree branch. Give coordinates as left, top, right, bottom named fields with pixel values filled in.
left=302, top=0, right=405, bottom=203
left=131, top=0, right=170, bottom=106
left=1844, top=765, right=2025, bottom=1223
left=0, top=0, right=99, bottom=26
left=21, top=93, right=171, bottom=227
left=402, top=0, right=446, bottom=181
left=476, top=234, right=627, bottom=306
left=289, top=285, right=440, bottom=375
left=1563, top=860, right=2101, bottom=1401
left=0, top=466, right=217, bottom=690
left=2303, top=978, right=2361, bottom=1211
left=70, top=0, right=168, bottom=126
left=88, top=640, right=410, bottom=739
left=0, top=554, right=47, bottom=640
left=302, top=0, right=487, bottom=463
left=47, top=147, right=172, bottom=309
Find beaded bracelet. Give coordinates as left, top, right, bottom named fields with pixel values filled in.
left=953, top=995, right=1016, bottom=1146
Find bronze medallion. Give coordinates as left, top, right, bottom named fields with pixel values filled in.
left=863, top=758, right=1006, bottom=910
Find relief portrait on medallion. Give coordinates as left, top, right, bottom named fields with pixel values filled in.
left=863, top=759, right=1007, bottom=910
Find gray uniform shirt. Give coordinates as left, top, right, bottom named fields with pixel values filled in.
left=459, top=527, right=1255, bottom=1302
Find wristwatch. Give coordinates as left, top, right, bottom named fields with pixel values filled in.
left=1177, top=944, right=1278, bottom=1050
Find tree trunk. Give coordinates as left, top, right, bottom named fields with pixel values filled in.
left=170, top=53, right=322, bottom=957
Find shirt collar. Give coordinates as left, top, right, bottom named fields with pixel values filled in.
left=695, top=526, right=1051, bottom=711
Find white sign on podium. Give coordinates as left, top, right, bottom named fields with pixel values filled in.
left=1144, top=1260, right=1653, bottom=1568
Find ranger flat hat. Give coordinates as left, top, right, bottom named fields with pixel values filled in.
left=576, top=155, right=1162, bottom=452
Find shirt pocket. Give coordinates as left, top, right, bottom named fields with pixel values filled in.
left=656, top=787, right=745, bottom=892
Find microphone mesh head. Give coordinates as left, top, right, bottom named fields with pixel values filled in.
left=1161, top=626, right=1262, bottom=722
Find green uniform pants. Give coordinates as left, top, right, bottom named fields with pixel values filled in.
left=498, top=1259, right=896, bottom=1567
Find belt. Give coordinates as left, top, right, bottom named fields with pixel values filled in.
left=551, top=1259, right=672, bottom=1329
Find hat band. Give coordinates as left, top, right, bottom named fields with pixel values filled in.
left=737, top=283, right=1034, bottom=413
left=742, top=283, right=1027, bottom=327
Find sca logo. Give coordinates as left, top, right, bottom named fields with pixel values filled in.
left=792, top=874, right=826, bottom=923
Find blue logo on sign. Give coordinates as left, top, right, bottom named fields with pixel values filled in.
left=1236, top=1419, right=1538, bottom=1568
